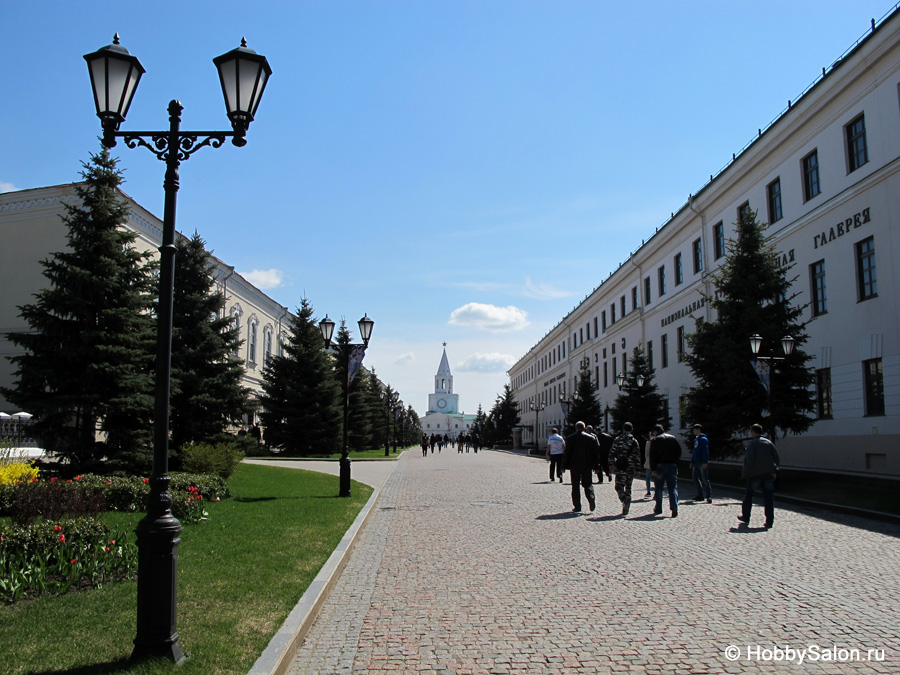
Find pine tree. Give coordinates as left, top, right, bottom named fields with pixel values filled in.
left=3, top=148, right=157, bottom=471
left=259, top=298, right=341, bottom=455
left=488, top=384, right=520, bottom=444
left=610, top=345, right=671, bottom=441
left=169, top=232, right=256, bottom=451
left=684, top=208, right=815, bottom=456
left=338, top=321, right=374, bottom=452
left=565, top=358, right=604, bottom=432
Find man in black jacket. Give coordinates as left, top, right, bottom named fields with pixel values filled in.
left=563, top=421, right=600, bottom=512
left=649, top=423, right=682, bottom=518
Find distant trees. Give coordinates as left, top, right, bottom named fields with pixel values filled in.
left=3, top=149, right=157, bottom=472
left=565, top=358, right=604, bottom=433
left=609, top=345, right=670, bottom=441
left=486, top=384, right=520, bottom=445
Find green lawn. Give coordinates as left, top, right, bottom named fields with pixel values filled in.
left=246, top=446, right=412, bottom=460
left=0, top=463, right=373, bottom=675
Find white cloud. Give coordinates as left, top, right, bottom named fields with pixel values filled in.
left=0, top=181, right=17, bottom=193
left=448, top=303, right=529, bottom=332
left=241, top=268, right=284, bottom=290
left=523, top=277, right=575, bottom=300
left=456, top=352, right=517, bottom=373
left=394, top=352, right=415, bottom=365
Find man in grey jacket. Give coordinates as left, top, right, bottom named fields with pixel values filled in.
left=739, top=423, right=780, bottom=529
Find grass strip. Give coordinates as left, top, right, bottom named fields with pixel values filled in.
left=0, top=463, right=373, bottom=675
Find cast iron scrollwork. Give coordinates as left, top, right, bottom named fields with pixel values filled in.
left=120, top=132, right=231, bottom=163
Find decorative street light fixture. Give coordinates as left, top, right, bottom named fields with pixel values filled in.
left=615, top=372, right=646, bottom=388
left=530, top=398, right=546, bottom=450
left=319, top=314, right=374, bottom=497
left=84, top=34, right=271, bottom=664
left=749, top=334, right=795, bottom=438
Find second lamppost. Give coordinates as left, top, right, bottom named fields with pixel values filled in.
left=84, top=34, right=271, bottom=663
left=749, top=334, right=795, bottom=439
left=319, top=314, right=374, bottom=497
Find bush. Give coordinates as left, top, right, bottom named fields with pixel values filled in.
left=0, top=460, right=40, bottom=485
left=0, top=517, right=137, bottom=604
left=180, top=442, right=244, bottom=479
left=8, top=479, right=106, bottom=526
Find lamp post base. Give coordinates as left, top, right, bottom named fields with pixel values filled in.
left=339, top=455, right=352, bottom=497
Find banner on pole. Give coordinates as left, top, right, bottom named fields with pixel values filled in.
left=348, top=345, right=366, bottom=387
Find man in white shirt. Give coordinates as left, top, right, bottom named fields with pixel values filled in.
left=545, top=428, right=566, bottom=483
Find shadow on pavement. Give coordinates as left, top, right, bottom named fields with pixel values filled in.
left=536, top=512, right=583, bottom=520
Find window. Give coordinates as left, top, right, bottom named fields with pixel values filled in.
left=816, top=368, right=833, bottom=419
left=263, top=327, right=273, bottom=366
left=586, top=322, right=590, bottom=340
left=767, top=178, right=783, bottom=223
left=603, top=362, right=608, bottom=388
left=610, top=303, right=616, bottom=324
left=602, top=310, right=607, bottom=331
left=658, top=266, right=667, bottom=296
left=647, top=340, right=654, bottom=372
left=620, top=295, right=626, bottom=318
left=580, top=328, right=584, bottom=343
left=594, top=317, right=598, bottom=336
left=856, top=236, right=877, bottom=301
left=846, top=114, right=868, bottom=172
left=632, top=286, right=639, bottom=311
left=247, top=318, right=258, bottom=364
left=692, top=238, right=702, bottom=274
left=644, top=277, right=652, bottom=305
left=810, top=260, right=827, bottom=316
left=863, top=358, right=884, bottom=416
left=661, top=333, right=669, bottom=368
left=677, top=325, right=686, bottom=363
left=738, top=201, right=751, bottom=222
left=674, top=253, right=683, bottom=285
left=713, top=222, right=725, bottom=259
left=803, top=150, right=820, bottom=200
left=230, top=306, right=242, bottom=356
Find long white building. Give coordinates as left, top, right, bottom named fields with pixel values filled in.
left=0, top=183, right=292, bottom=426
left=508, top=9, right=900, bottom=477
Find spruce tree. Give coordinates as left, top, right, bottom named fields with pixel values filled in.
left=610, top=345, right=670, bottom=441
left=259, top=298, right=341, bottom=455
left=170, top=232, right=256, bottom=451
left=3, top=149, right=157, bottom=471
left=488, top=384, right=520, bottom=444
left=565, top=358, right=604, bottom=432
left=684, top=208, right=815, bottom=456
left=338, top=321, right=374, bottom=452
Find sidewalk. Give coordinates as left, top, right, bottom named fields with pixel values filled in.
left=254, top=450, right=900, bottom=674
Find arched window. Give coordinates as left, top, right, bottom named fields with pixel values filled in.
left=247, top=316, right=259, bottom=365
left=230, top=305, right=243, bottom=356
left=263, top=326, right=273, bottom=367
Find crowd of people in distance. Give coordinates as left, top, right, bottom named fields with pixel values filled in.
left=420, top=431, right=483, bottom=457
left=548, top=421, right=780, bottom=529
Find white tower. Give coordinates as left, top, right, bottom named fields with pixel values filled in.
left=428, top=343, right=459, bottom=414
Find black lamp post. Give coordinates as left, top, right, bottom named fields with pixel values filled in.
left=84, top=34, right=271, bottom=664
left=530, top=399, right=545, bottom=450
left=392, top=397, right=402, bottom=454
left=749, top=334, right=795, bottom=439
left=319, top=314, right=374, bottom=497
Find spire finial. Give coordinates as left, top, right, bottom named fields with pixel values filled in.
left=241, top=37, right=247, bottom=47
left=113, top=33, right=120, bottom=44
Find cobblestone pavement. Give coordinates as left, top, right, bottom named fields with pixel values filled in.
left=288, top=449, right=900, bottom=674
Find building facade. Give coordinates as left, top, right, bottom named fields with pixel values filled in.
left=508, top=10, right=900, bottom=476
left=0, top=183, right=292, bottom=423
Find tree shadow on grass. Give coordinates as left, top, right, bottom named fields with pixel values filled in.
left=233, top=496, right=279, bottom=503
left=26, top=657, right=132, bottom=675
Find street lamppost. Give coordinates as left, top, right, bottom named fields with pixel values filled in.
left=749, top=334, right=795, bottom=439
left=392, top=398, right=403, bottom=454
left=319, top=314, right=374, bottom=497
left=83, top=34, right=271, bottom=664
left=530, top=399, right=545, bottom=451
left=615, top=372, right=646, bottom=389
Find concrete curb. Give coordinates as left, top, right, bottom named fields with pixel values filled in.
left=247, top=485, right=382, bottom=675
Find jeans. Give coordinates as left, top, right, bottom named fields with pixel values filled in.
left=645, top=468, right=653, bottom=494
left=653, top=463, right=679, bottom=512
left=692, top=464, right=711, bottom=499
left=743, top=473, right=775, bottom=525
left=549, top=454, right=564, bottom=481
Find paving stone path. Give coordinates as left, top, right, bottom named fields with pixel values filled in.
left=288, top=449, right=900, bottom=674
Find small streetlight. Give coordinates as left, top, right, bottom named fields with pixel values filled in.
left=616, top=373, right=645, bottom=388
left=320, top=314, right=374, bottom=497
left=84, top=34, right=271, bottom=664
left=749, top=334, right=794, bottom=438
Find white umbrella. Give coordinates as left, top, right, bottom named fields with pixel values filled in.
left=0, top=412, right=11, bottom=419
left=11, top=412, right=32, bottom=420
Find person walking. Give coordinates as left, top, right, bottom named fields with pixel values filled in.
left=609, top=422, right=641, bottom=516
left=649, top=424, right=682, bottom=518
left=563, top=421, right=600, bottom=512
left=421, top=434, right=429, bottom=457
left=545, top=428, right=566, bottom=483
left=596, top=428, right=614, bottom=485
left=691, top=424, right=712, bottom=503
left=739, top=423, right=780, bottom=529
left=642, top=428, right=657, bottom=499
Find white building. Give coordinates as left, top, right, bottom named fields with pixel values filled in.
left=508, top=9, right=900, bottom=477
left=0, top=183, right=292, bottom=423
left=420, top=345, right=476, bottom=437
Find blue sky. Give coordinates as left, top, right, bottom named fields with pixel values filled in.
left=3, top=1, right=897, bottom=418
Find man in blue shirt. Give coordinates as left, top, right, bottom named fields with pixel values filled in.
left=691, top=423, right=712, bottom=503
